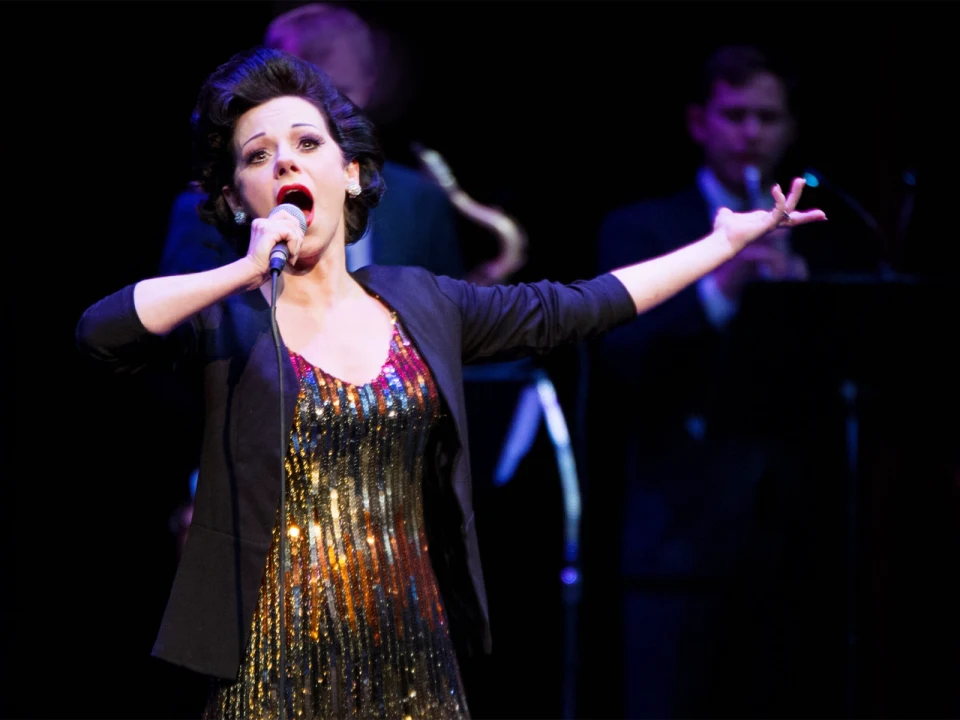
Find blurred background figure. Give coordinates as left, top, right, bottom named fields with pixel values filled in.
left=583, top=44, right=888, bottom=719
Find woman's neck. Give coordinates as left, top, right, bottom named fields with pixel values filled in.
left=261, top=242, right=360, bottom=311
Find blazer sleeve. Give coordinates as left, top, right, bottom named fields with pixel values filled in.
left=75, top=283, right=199, bottom=375
left=433, top=272, right=637, bottom=365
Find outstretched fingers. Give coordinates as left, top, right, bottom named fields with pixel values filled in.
left=785, top=176, right=806, bottom=211
left=788, top=208, right=828, bottom=225
left=771, top=177, right=804, bottom=212
left=772, top=177, right=827, bottom=227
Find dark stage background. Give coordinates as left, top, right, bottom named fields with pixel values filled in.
left=2, top=1, right=957, bottom=719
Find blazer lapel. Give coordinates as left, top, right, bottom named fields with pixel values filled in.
left=354, top=266, right=465, bottom=452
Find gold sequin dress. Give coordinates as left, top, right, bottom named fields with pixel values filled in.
left=204, top=314, right=470, bottom=719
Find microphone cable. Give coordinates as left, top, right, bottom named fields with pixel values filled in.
left=270, top=265, right=288, bottom=720
left=264, top=202, right=306, bottom=719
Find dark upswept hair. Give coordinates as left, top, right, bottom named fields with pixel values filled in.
left=190, top=46, right=385, bottom=250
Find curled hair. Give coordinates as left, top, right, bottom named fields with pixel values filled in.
left=190, top=46, right=385, bottom=251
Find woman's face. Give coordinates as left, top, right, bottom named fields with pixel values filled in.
left=223, top=95, right=359, bottom=262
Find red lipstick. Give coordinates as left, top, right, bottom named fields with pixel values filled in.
left=275, top=184, right=314, bottom=226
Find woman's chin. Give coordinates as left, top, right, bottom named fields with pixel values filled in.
left=290, top=252, right=321, bottom=272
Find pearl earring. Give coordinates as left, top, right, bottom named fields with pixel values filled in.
left=233, top=210, right=247, bottom=224
left=346, top=182, right=362, bottom=198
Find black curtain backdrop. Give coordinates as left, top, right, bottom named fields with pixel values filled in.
left=3, top=1, right=954, bottom=718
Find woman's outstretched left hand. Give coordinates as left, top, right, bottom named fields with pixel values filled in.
left=715, top=176, right=827, bottom=253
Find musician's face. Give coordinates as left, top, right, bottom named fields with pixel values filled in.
left=688, top=71, right=796, bottom=195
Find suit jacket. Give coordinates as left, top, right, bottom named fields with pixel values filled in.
left=589, top=180, right=881, bottom=581
left=594, top=180, right=881, bottom=442
left=158, top=160, right=464, bottom=278
left=75, top=265, right=635, bottom=679
left=369, top=161, right=463, bottom=276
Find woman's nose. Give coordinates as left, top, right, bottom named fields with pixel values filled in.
left=274, top=148, right=300, bottom=176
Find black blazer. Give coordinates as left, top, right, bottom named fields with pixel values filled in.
left=75, top=265, right=635, bottom=679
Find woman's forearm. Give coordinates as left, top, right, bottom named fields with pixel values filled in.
left=610, top=229, right=735, bottom=315
left=134, top=257, right=262, bottom=335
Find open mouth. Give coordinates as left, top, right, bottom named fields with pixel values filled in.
left=276, top=184, right=315, bottom=226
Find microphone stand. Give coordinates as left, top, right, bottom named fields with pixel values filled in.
left=840, top=379, right=859, bottom=718
left=803, top=167, right=883, bottom=238
left=801, top=167, right=900, bottom=279
left=532, top=368, right=583, bottom=720
left=463, top=360, right=583, bottom=719
left=744, top=164, right=763, bottom=210
left=801, top=168, right=885, bottom=716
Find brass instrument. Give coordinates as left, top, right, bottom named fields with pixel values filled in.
left=413, top=143, right=528, bottom=285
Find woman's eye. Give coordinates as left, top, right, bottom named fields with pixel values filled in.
left=244, top=149, right=268, bottom=165
left=299, top=135, right=323, bottom=150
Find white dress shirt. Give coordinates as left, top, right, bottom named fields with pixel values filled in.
left=695, top=167, right=793, bottom=329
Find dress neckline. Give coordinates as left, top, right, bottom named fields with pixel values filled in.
left=287, top=312, right=399, bottom=389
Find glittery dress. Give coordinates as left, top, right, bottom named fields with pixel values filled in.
left=204, top=313, right=470, bottom=719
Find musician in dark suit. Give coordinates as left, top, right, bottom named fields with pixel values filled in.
left=583, top=45, right=883, bottom=719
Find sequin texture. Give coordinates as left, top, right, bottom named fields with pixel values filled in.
left=204, top=314, right=469, bottom=719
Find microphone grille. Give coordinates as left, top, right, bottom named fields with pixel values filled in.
left=269, top=203, right=308, bottom=233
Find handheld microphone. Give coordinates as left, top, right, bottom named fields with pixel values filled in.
left=267, top=203, right=308, bottom=273
left=743, top=164, right=783, bottom=278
